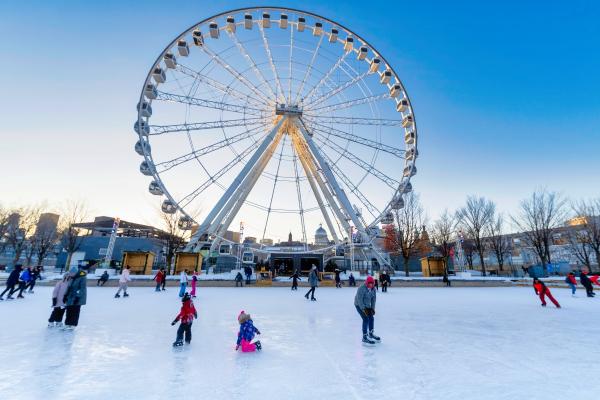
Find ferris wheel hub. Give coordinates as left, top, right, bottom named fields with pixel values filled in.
left=275, top=103, right=303, bottom=116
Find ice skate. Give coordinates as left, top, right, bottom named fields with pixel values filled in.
left=123, top=293, right=129, bottom=297
left=28, top=290, right=34, bottom=294
left=304, top=294, right=309, bottom=299
left=362, top=334, right=376, bottom=345
left=114, top=293, right=121, bottom=298
left=172, top=341, right=184, bottom=347
left=17, top=295, right=24, bottom=299
left=47, top=322, right=55, bottom=328
left=255, top=340, right=262, bottom=351
left=369, top=330, right=381, bottom=342
left=55, top=322, right=63, bottom=328
left=62, top=325, right=75, bottom=331
left=0, top=297, right=3, bottom=301
left=311, top=297, right=317, bottom=301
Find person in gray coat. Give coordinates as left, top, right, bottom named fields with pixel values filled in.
left=64, top=267, right=87, bottom=329
left=304, top=265, right=320, bottom=301
left=354, top=276, right=380, bottom=344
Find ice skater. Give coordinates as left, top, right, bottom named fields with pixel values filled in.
left=565, top=272, right=577, bottom=296
left=64, top=266, right=87, bottom=329
left=171, top=293, right=197, bottom=346
left=348, top=272, right=356, bottom=287
left=236, top=311, right=261, bottom=352
left=48, top=274, right=70, bottom=327
left=304, top=265, right=319, bottom=301
left=380, top=270, right=389, bottom=292
left=235, top=271, right=244, bottom=287
left=354, top=276, right=380, bottom=344
left=26, top=266, right=43, bottom=293
left=244, top=265, right=252, bottom=284
left=289, top=271, right=301, bottom=290
left=153, top=268, right=164, bottom=292
left=179, top=269, right=189, bottom=297
left=0, top=264, right=22, bottom=300
left=97, top=271, right=109, bottom=286
left=190, top=271, right=198, bottom=297
left=334, top=268, right=342, bottom=288
left=13, top=266, right=32, bottom=299
left=533, top=278, right=561, bottom=308
left=579, top=268, right=595, bottom=297
left=115, top=265, right=131, bottom=298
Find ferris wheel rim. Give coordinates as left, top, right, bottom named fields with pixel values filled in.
left=135, top=5, right=418, bottom=237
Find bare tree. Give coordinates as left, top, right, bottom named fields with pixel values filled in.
left=390, top=193, right=427, bottom=277
left=511, top=189, right=567, bottom=267
left=430, top=210, right=455, bottom=272
left=572, top=199, right=600, bottom=272
left=567, top=229, right=593, bottom=269
left=462, top=239, right=475, bottom=269
left=59, top=200, right=89, bottom=271
left=456, top=196, right=495, bottom=276
left=0, top=205, right=12, bottom=254
left=156, top=207, right=191, bottom=274
left=32, top=217, right=60, bottom=266
left=486, top=213, right=511, bottom=271
left=6, top=206, right=41, bottom=266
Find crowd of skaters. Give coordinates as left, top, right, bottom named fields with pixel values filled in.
left=1, top=261, right=598, bottom=349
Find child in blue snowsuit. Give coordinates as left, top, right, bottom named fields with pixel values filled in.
left=236, top=311, right=261, bottom=352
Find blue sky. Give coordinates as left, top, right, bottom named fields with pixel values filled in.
left=0, top=0, right=598, bottom=235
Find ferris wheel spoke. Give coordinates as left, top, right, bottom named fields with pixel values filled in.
left=261, top=136, right=287, bottom=241
left=304, top=92, right=390, bottom=114
left=308, top=122, right=405, bottom=159
left=288, top=23, right=294, bottom=104
left=308, top=70, right=370, bottom=108
left=178, top=131, right=270, bottom=209
left=304, top=115, right=403, bottom=126
left=156, top=91, right=267, bottom=116
left=149, top=118, right=269, bottom=135
left=201, top=45, right=273, bottom=105
left=176, top=64, right=268, bottom=109
left=258, top=24, right=286, bottom=103
left=155, top=124, right=269, bottom=173
left=292, top=147, right=308, bottom=247
left=302, top=51, right=351, bottom=104
left=293, top=34, right=324, bottom=105
left=312, top=135, right=399, bottom=190
left=226, top=30, right=279, bottom=101
left=320, top=151, right=381, bottom=219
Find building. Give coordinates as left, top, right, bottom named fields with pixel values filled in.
left=259, top=238, right=273, bottom=246
left=314, top=224, right=329, bottom=247
left=35, top=213, right=60, bottom=235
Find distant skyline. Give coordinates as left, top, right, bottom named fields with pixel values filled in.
left=1, top=0, right=599, bottom=241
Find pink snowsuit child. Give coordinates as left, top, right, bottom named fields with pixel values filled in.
left=236, top=311, right=262, bottom=352
left=190, top=272, right=198, bottom=298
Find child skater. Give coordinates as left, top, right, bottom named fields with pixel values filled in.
left=48, top=274, right=70, bottom=327
left=236, top=311, right=261, bottom=352
left=289, top=271, right=301, bottom=290
left=533, top=278, right=561, bottom=308
left=171, top=293, right=197, bottom=346
left=565, top=272, right=577, bottom=296
left=190, top=271, right=198, bottom=298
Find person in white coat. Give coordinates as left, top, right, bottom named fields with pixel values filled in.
left=48, top=274, right=70, bottom=327
left=179, top=269, right=189, bottom=298
left=115, top=266, right=131, bottom=298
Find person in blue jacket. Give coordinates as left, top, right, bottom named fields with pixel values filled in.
left=354, top=276, right=380, bottom=345
left=12, top=266, right=32, bottom=299
left=0, top=265, right=22, bottom=300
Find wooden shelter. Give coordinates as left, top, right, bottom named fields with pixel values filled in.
left=174, top=252, right=203, bottom=274
left=121, top=251, right=155, bottom=275
left=420, top=256, right=446, bottom=277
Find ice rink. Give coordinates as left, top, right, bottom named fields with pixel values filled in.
left=1, top=285, right=598, bottom=400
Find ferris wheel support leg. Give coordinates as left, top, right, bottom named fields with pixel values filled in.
left=295, top=119, right=368, bottom=238
left=290, top=130, right=341, bottom=243
left=211, top=129, right=285, bottom=239
left=186, top=118, right=286, bottom=251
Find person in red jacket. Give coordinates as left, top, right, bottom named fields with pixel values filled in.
left=565, top=272, right=577, bottom=296
left=589, top=275, right=600, bottom=287
left=154, top=268, right=164, bottom=292
left=533, top=278, right=561, bottom=308
left=171, top=293, right=197, bottom=346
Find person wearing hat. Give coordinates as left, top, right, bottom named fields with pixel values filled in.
left=171, top=292, right=197, bottom=346
left=236, top=311, right=261, bottom=352
left=354, top=276, right=380, bottom=344
left=64, top=266, right=87, bottom=329
left=304, top=265, right=320, bottom=301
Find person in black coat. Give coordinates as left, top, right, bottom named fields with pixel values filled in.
left=244, top=266, right=252, bottom=284
left=0, top=265, right=22, bottom=300
left=289, top=271, right=301, bottom=290
left=348, top=273, right=356, bottom=287
left=334, top=268, right=342, bottom=288
left=580, top=268, right=595, bottom=297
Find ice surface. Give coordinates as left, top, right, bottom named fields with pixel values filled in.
left=1, top=286, right=599, bottom=400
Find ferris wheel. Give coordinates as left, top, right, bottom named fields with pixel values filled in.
left=134, top=7, right=418, bottom=255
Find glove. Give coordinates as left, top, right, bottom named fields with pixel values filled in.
left=74, top=297, right=80, bottom=306
left=256, top=329, right=261, bottom=335
left=364, top=308, right=373, bottom=316
left=171, top=320, right=177, bottom=326
left=52, top=298, right=57, bottom=307
left=235, top=345, right=239, bottom=351
left=372, top=309, right=376, bottom=316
